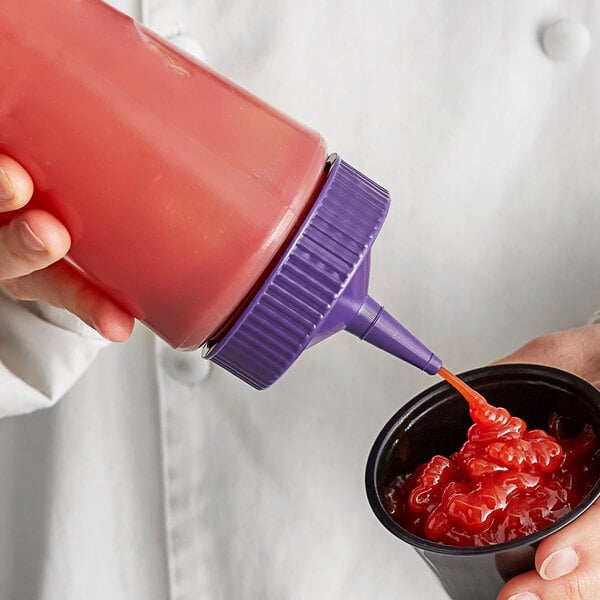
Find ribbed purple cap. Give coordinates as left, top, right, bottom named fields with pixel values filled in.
left=204, top=155, right=441, bottom=389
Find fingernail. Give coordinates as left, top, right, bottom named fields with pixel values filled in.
left=0, top=166, right=15, bottom=202
left=539, top=546, right=579, bottom=580
left=19, top=221, right=47, bottom=252
left=508, top=593, right=541, bottom=600
left=91, top=319, right=105, bottom=338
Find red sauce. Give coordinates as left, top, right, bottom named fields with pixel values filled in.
left=384, top=367, right=600, bottom=546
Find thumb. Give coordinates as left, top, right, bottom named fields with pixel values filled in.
left=498, top=500, right=600, bottom=600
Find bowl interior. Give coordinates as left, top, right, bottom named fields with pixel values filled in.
left=368, top=364, right=600, bottom=553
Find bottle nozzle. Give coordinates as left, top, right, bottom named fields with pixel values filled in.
left=346, top=296, right=442, bottom=375
left=205, top=156, right=441, bottom=389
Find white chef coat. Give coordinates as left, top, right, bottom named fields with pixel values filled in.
left=1, top=1, right=600, bottom=599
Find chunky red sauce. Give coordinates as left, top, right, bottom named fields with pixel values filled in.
left=384, top=367, right=600, bottom=546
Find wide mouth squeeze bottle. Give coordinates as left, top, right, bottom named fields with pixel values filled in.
left=0, top=0, right=441, bottom=389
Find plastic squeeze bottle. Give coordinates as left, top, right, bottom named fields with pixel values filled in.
left=0, top=0, right=441, bottom=389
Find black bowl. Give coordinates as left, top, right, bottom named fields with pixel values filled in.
left=365, top=364, right=600, bottom=600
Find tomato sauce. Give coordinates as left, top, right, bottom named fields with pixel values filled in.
left=384, top=367, right=600, bottom=545
left=0, top=0, right=326, bottom=349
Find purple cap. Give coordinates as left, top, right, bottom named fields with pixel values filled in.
left=204, top=155, right=442, bottom=389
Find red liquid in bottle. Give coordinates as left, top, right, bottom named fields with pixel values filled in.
left=0, top=0, right=327, bottom=349
left=385, top=367, right=600, bottom=546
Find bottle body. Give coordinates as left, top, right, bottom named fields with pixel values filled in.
left=0, top=0, right=326, bottom=348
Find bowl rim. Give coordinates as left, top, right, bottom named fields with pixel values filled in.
left=365, top=363, right=600, bottom=555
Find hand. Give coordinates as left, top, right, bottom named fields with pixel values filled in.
left=495, top=324, right=600, bottom=600
left=493, top=324, right=600, bottom=389
left=0, top=154, right=133, bottom=341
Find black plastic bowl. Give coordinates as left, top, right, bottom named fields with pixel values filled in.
left=365, top=364, right=600, bottom=600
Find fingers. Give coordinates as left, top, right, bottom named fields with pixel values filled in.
left=3, top=259, right=134, bottom=342
left=0, top=154, right=34, bottom=210
left=497, top=500, right=600, bottom=600
left=0, top=209, right=71, bottom=280
left=0, top=156, right=68, bottom=282
left=0, top=154, right=134, bottom=342
left=493, top=325, right=600, bottom=389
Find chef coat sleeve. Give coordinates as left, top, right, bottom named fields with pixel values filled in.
left=0, top=291, right=109, bottom=418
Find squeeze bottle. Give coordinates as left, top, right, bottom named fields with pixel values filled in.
left=0, top=0, right=442, bottom=389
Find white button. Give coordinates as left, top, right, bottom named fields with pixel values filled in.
left=541, top=20, right=591, bottom=62
left=161, top=347, right=212, bottom=385
left=166, top=34, right=206, bottom=61
left=147, top=4, right=184, bottom=39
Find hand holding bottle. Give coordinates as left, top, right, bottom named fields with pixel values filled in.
left=0, top=154, right=133, bottom=341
